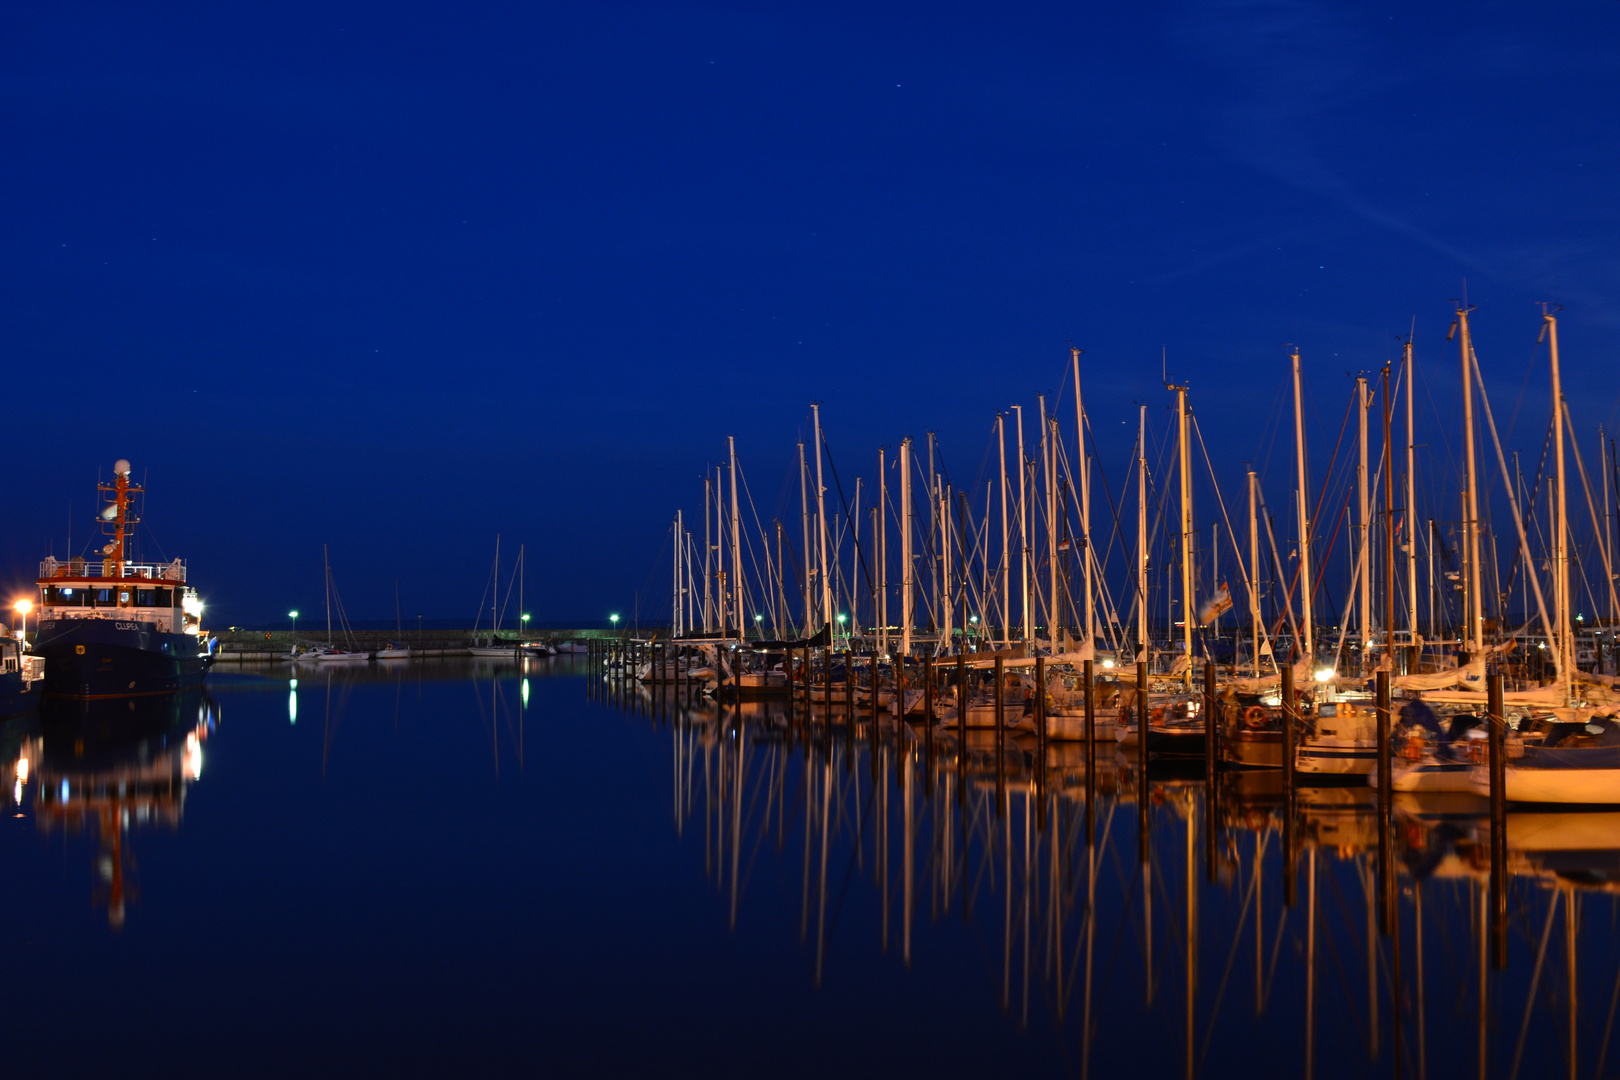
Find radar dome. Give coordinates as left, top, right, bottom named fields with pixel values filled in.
left=113, top=459, right=131, bottom=476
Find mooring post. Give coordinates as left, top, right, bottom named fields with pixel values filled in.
left=1137, top=658, right=1149, bottom=864
left=1488, top=669, right=1508, bottom=969
left=994, top=656, right=1006, bottom=817
left=1204, top=657, right=1218, bottom=883
left=1282, top=662, right=1297, bottom=907
left=1083, top=658, right=1096, bottom=845
left=845, top=649, right=856, bottom=726
left=1034, top=655, right=1047, bottom=807
left=922, top=654, right=934, bottom=792
left=1376, top=669, right=1393, bottom=934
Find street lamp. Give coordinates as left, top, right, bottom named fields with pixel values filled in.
left=610, top=614, right=620, bottom=632
left=13, top=598, right=33, bottom=642
left=288, top=610, right=299, bottom=635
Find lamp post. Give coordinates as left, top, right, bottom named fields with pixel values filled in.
left=610, top=614, right=620, bottom=634
left=521, top=613, right=531, bottom=638
left=288, top=610, right=299, bottom=636
left=13, top=598, right=33, bottom=642
left=754, top=613, right=763, bottom=640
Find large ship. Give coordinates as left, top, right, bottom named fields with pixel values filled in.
left=32, top=460, right=216, bottom=698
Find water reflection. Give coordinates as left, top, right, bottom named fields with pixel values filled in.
left=607, top=670, right=1620, bottom=1079
left=6, top=691, right=217, bottom=928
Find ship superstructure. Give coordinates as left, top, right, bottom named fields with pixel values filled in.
left=32, top=460, right=215, bottom=697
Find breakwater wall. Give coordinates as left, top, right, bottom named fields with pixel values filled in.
left=211, top=627, right=669, bottom=661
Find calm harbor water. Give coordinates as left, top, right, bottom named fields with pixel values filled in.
left=4, top=658, right=1617, bottom=1078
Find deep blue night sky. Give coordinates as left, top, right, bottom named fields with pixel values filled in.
left=3, top=1, right=1617, bottom=626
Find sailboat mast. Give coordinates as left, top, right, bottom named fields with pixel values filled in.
left=879, top=446, right=888, bottom=655
left=729, top=436, right=742, bottom=645
left=673, top=512, right=682, bottom=636
left=1074, top=347, right=1093, bottom=647
left=1176, top=383, right=1193, bottom=687
left=703, top=477, right=713, bottom=633
left=1037, top=396, right=1055, bottom=644
left=901, top=437, right=913, bottom=657
left=998, top=413, right=1010, bottom=646
left=1405, top=341, right=1419, bottom=663
left=928, top=433, right=938, bottom=639
left=1384, top=365, right=1397, bottom=660
left=1137, top=406, right=1148, bottom=661
left=1545, top=311, right=1572, bottom=703
left=1604, top=426, right=1614, bottom=628
left=798, top=443, right=812, bottom=636
left=1357, top=376, right=1371, bottom=667
left=1291, top=348, right=1314, bottom=661
left=940, top=484, right=953, bottom=646
left=492, top=534, right=499, bottom=634
left=1048, top=416, right=1060, bottom=645
left=1456, top=306, right=1485, bottom=656
left=1248, top=471, right=1261, bottom=677
left=812, top=405, right=832, bottom=634
left=1014, top=404, right=1030, bottom=644
left=324, top=542, right=332, bottom=647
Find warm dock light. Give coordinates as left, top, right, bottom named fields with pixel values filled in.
left=1314, top=668, right=1335, bottom=683
left=13, top=599, right=32, bottom=616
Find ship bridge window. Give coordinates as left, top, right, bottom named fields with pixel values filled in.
left=154, top=587, right=174, bottom=607
left=135, top=588, right=157, bottom=606
left=92, top=588, right=114, bottom=607
left=43, top=586, right=83, bottom=606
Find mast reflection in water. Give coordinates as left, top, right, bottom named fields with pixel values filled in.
left=607, top=664, right=1620, bottom=1080
left=5, top=691, right=215, bottom=928
left=7, top=660, right=1620, bottom=1076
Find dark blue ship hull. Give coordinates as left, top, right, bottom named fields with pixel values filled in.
left=0, top=674, right=39, bottom=718
left=34, top=618, right=214, bottom=698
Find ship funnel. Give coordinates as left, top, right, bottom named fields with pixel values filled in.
left=113, top=459, right=132, bottom=476
left=99, top=504, right=118, bottom=521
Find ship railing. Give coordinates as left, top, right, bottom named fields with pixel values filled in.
left=37, top=557, right=187, bottom=582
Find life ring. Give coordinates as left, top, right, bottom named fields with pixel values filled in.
left=1243, top=705, right=1268, bottom=730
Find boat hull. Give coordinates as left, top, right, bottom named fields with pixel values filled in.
left=1297, top=738, right=1377, bottom=775
left=1221, top=729, right=1283, bottom=768
left=0, top=674, right=41, bottom=719
left=34, top=618, right=212, bottom=698
left=1470, top=764, right=1620, bottom=805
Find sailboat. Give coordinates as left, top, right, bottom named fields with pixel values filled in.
left=468, top=536, right=517, bottom=659
left=375, top=581, right=411, bottom=660
left=314, top=546, right=369, bottom=661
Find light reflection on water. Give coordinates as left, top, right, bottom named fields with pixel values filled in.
left=1, top=658, right=1617, bottom=1077
left=602, top=669, right=1620, bottom=1080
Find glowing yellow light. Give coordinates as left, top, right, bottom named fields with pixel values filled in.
left=15, top=757, right=28, bottom=783
left=1102, top=659, right=1115, bottom=670
left=184, top=732, right=203, bottom=780
left=1314, top=668, right=1335, bottom=683
left=12, top=599, right=32, bottom=616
